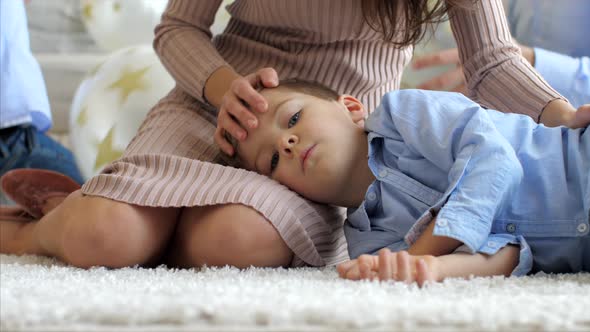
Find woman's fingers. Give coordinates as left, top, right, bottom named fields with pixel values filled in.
left=231, top=77, right=266, bottom=115
left=224, top=93, right=258, bottom=130
left=219, top=104, right=248, bottom=140
left=254, top=67, right=280, bottom=88
left=240, top=67, right=279, bottom=114
left=214, top=127, right=235, bottom=156
left=412, top=48, right=460, bottom=69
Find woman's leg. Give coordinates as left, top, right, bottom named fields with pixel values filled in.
left=0, top=190, right=180, bottom=268
left=165, top=204, right=293, bottom=268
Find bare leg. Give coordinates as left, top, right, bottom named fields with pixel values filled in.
left=165, top=204, right=293, bottom=269
left=1, top=190, right=180, bottom=268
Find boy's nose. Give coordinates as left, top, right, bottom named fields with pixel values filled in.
left=279, top=134, right=299, bottom=157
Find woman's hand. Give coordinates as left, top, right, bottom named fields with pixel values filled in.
left=336, top=249, right=440, bottom=287
left=211, top=67, right=279, bottom=155
left=540, top=100, right=590, bottom=128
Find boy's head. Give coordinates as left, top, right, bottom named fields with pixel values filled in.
left=229, top=79, right=369, bottom=205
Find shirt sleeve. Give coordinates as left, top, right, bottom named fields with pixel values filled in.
left=0, top=0, right=51, bottom=131
left=449, top=0, right=564, bottom=121
left=454, top=233, right=533, bottom=276
left=534, top=47, right=590, bottom=108
left=153, top=0, right=229, bottom=105
left=371, top=90, right=524, bottom=253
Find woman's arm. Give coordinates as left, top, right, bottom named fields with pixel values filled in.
left=449, top=0, right=573, bottom=123
left=153, top=0, right=229, bottom=104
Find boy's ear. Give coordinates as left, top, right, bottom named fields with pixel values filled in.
left=338, top=95, right=367, bottom=128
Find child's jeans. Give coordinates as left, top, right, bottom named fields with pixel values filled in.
left=0, top=124, right=84, bottom=204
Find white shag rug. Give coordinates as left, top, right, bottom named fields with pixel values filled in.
left=1, top=254, right=589, bottom=332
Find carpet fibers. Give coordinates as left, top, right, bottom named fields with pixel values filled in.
left=1, top=254, right=589, bottom=332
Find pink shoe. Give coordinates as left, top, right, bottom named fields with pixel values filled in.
left=1, top=169, right=81, bottom=219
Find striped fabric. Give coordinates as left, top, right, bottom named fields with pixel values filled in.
left=81, top=0, right=563, bottom=267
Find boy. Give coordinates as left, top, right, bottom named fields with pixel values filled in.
left=228, top=80, right=590, bottom=285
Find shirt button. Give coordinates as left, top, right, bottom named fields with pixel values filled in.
left=506, top=223, right=516, bottom=233
left=437, top=219, right=448, bottom=227
left=487, top=241, right=496, bottom=248
left=577, top=223, right=588, bottom=234
left=367, top=192, right=377, bottom=201
left=378, top=169, right=388, bottom=178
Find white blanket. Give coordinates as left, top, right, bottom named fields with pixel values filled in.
left=1, top=254, right=589, bottom=332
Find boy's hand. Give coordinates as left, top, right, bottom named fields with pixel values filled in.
left=337, top=249, right=440, bottom=287
left=213, top=67, right=279, bottom=155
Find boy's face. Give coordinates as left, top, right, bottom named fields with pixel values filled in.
left=236, top=87, right=367, bottom=204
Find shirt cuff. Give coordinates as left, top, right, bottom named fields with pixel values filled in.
left=430, top=208, right=491, bottom=253
left=454, top=234, right=533, bottom=277
left=534, top=47, right=579, bottom=98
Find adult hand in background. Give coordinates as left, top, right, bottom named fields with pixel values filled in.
left=412, top=43, right=536, bottom=95
left=412, top=48, right=468, bottom=94
left=211, top=67, right=279, bottom=155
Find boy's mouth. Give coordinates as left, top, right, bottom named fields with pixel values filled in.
left=300, top=144, right=317, bottom=172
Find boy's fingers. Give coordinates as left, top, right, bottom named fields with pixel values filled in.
left=416, top=259, right=432, bottom=288
left=346, top=265, right=361, bottom=280
left=378, top=248, right=392, bottom=281
left=359, top=262, right=371, bottom=280
left=358, top=255, right=374, bottom=280
left=397, top=251, right=412, bottom=283
left=337, top=260, right=356, bottom=277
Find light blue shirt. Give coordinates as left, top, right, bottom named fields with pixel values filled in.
left=0, top=0, right=51, bottom=131
left=345, top=90, right=590, bottom=276
left=503, top=0, right=589, bottom=107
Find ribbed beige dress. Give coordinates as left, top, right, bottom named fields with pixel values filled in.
left=81, top=0, right=562, bottom=267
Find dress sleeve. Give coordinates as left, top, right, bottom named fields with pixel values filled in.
left=448, top=0, right=564, bottom=121
left=153, top=0, right=229, bottom=105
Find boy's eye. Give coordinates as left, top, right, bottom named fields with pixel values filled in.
left=288, top=111, right=301, bottom=128
left=270, top=152, right=279, bottom=173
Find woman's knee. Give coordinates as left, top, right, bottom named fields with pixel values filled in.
left=170, top=204, right=293, bottom=268
left=59, top=193, right=178, bottom=268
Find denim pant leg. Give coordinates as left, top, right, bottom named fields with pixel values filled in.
left=0, top=125, right=84, bottom=204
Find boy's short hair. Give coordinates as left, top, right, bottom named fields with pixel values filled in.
left=219, top=79, right=340, bottom=167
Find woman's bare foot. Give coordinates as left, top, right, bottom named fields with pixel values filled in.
left=43, top=196, right=67, bottom=216
left=0, top=219, right=44, bottom=256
